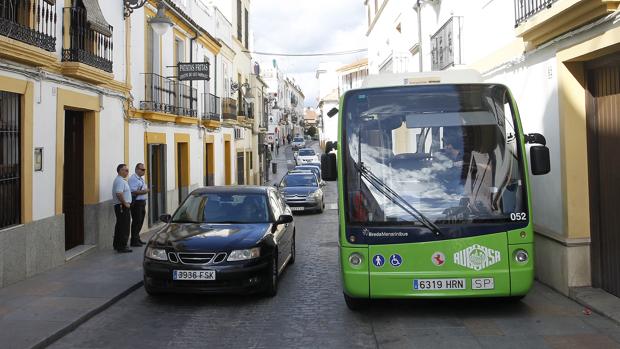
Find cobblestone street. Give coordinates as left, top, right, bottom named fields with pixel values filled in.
left=49, top=148, right=620, bottom=348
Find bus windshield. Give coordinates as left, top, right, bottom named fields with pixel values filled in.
left=343, top=84, right=527, bottom=226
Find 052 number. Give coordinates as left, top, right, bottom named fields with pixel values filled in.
left=510, top=212, right=527, bottom=221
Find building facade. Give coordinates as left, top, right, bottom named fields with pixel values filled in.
left=364, top=0, right=620, bottom=298
left=0, top=0, right=284, bottom=289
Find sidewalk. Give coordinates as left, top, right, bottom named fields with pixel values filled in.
left=0, top=244, right=146, bottom=349
left=0, top=146, right=298, bottom=349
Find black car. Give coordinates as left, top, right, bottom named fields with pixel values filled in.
left=143, top=186, right=295, bottom=296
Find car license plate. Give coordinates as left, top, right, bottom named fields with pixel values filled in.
left=173, top=270, right=215, bottom=281
left=413, top=278, right=466, bottom=290
left=290, top=206, right=304, bottom=211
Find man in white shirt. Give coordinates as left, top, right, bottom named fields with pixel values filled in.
left=112, top=164, right=132, bottom=253
left=129, top=163, right=149, bottom=246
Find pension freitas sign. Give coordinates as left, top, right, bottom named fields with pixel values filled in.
left=177, top=62, right=210, bottom=81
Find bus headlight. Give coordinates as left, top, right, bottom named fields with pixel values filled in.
left=349, top=253, right=363, bottom=266
left=514, top=249, right=529, bottom=263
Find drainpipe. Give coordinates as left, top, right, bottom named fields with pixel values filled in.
left=189, top=31, right=198, bottom=113
left=415, top=0, right=423, bottom=72
left=214, top=54, right=217, bottom=96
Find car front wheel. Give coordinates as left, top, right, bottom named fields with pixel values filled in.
left=264, top=254, right=279, bottom=297
left=289, top=232, right=296, bottom=265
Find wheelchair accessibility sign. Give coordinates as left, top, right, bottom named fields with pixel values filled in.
left=390, top=254, right=403, bottom=267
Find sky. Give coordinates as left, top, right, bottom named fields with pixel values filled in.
left=251, top=0, right=367, bottom=108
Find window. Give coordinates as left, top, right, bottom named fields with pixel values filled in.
left=269, top=192, right=283, bottom=218
left=237, top=0, right=242, bottom=41
left=0, top=92, right=21, bottom=229
left=244, top=8, right=249, bottom=49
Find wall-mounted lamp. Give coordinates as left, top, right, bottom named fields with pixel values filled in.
left=231, top=82, right=251, bottom=95
left=124, top=0, right=173, bottom=36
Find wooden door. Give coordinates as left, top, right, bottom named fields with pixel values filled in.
left=148, top=144, right=167, bottom=226
left=63, top=110, right=84, bottom=250
left=587, top=55, right=620, bottom=297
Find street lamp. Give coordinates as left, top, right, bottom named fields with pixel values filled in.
left=124, top=0, right=173, bottom=37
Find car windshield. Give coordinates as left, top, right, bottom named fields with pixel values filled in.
left=296, top=166, right=320, bottom=177
left=294, top=137, right=304, bottom=142
left=344, top=84, right=527, bottom=225
left=282, top=174, right=318, bottom=187
left=298, top=149, right=315, bottom=156
left=172, top=193, right=270, bottom=223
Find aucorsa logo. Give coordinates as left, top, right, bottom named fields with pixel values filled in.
left=453, top=244, right=501, bottom=271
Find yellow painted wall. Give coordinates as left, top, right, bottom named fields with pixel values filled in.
left=556, top=25, right=620, bottom=238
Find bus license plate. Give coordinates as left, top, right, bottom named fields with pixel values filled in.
left=413, top=278, right=466, bottom=290
left=173, top=270, right=215, bottom=281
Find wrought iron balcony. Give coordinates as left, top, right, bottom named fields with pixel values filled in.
left=62, top=3, right=113, bottom=72
left=222, top=97, right=237, bottom=121
left=141, top=73, right=198, bottom=117
left=201, top=93, right=221, bottom=121
left=514, top=0, right=558, bottom=27
left=0, top=0, right=57, bottom=52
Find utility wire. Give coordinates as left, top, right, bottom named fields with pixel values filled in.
left=242, top=48, right=367, bottom=57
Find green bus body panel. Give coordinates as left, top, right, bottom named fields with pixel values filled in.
left=340, top=247, right=370, bottom=298
left=341, top=229, right=534, bottom=299
left=337, top=85, right=537, bottom=299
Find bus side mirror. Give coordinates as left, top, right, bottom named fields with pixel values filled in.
left=327, top=107, right=338, bottom=118
left=530, top=146, right=550, bottom=175
left=525, top=133, right=550, bottom=175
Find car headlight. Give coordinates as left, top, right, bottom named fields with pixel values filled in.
left=145, top=247, right=168, bottom=261
left=311, top=190, right=322, bottom=199
left=227, top=247, right=261, bottom=261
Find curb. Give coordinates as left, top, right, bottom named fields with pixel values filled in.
left=570, top=286, right=620, bottom=326
left=33, top=281, right=144, bottom=349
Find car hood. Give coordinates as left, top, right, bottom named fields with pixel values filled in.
left=282, top=187, right=318, bottom=197
left=150, top=223, right=271, bottom=252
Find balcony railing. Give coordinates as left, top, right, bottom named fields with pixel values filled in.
left=0, top=0, right=57, bottom=52
left=62, top=4, right=113, bottom=72
left=201, top=93, right=221, bottom=121
left=514, top=0, right=558, bottom=27
left=222, top=97, right=237, bottom=121
left=141, top=73, right=198, bottom=117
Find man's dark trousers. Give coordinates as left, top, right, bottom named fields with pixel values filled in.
left=130, top=200, right=146, bottom=243
left=113, top=204, right=131, bottom=250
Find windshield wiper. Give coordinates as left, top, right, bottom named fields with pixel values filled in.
left=353, top=162, right=443, bottom=236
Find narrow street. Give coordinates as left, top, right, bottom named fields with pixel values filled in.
left=48, top=148, right=620, bottom=349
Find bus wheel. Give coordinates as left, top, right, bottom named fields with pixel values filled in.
left=344, top=293, right=367, bottom=311
left=508, top=295, right=525, bottom=303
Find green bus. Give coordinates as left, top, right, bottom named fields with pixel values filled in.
left=323, top=72, right=551, bottom=310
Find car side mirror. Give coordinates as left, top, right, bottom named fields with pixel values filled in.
left=159, top=214, right=172, bottom=223
left=320, top=180, right=326, bottom=187
left=276, top=214, right=293, bottom=225
left=530, top=146, right=550, bottom=175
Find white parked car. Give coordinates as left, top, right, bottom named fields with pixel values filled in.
left=295, top=148, right=319, bottom=165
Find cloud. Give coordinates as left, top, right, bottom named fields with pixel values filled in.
left=251, top=0, right=367, bottom=106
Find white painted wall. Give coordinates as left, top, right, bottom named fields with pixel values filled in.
left=363, top=0, right=569, bottom=235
